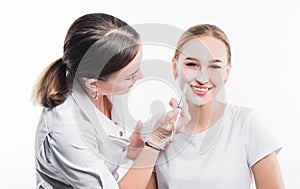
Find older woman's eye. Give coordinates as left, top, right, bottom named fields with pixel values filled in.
left=125, top=75, right=135, bottom=81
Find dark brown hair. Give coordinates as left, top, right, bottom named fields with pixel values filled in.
left=34, top=13, right=140, bottom=108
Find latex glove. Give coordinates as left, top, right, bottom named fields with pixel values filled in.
left=169, top=98, right=191, bottom=134
left=127, top=121, right=145, bottom=160
left=142, top=99, right=191, bottom=150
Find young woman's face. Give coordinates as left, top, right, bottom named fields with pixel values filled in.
left=98, top=47, right=143, bottom=95
left=174, top=36, right=231, bottom=105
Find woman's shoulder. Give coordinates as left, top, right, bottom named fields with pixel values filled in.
left=225, top=103, right=258, bottom=123
left=227, top=103, right=254, bottom=114
left=42, top=96, right=78, bottom=124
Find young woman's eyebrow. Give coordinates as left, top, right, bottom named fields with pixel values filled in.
left=185, top=57, right=199, bottom=62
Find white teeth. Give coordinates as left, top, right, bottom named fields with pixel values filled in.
left=193, top=87, right=208, bottom=92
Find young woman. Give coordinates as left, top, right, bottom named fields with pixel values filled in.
left=147, top=24, right=285, bottom=189
left=33, top=13, right=183, bottom=189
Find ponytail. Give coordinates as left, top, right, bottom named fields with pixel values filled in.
left=34, top=58, right=70, bottom=108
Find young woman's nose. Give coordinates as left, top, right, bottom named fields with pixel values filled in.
left=195, top=69, right=209, bottom=84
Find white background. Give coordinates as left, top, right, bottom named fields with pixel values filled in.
left=1, top=0, right=299, bottom=188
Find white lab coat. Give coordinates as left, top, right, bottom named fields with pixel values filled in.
left=35, top=81, right=132, bottom=189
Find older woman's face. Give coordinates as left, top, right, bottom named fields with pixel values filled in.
left=174, top=36, right=231, bottom=105
left=98, top=47, right=143, bottom=95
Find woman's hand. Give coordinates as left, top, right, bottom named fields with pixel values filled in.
left=169, top=98, right=191, bottom=134
left=142, top=99, right=191, bottom=150
left=127, top=121, right=145, bottom=160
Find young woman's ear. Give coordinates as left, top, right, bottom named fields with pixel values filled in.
left=172, top=58, right=179, bottom=79
left=224, top=63, right=232, bottom=84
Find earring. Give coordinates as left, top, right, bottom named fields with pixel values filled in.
left=90, top=91, right=99, bottom=101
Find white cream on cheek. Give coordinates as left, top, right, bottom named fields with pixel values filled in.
left=178, top=67, right=208, bottom=105
left=176, top=38, right=229, bottom=105
left=176, top=39, right=212, bottom=105
left=178, top=68, right=227, bottom=105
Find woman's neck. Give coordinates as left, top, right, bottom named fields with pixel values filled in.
left=94, top=95, right=112, bottom=119
left=185, top=100, right=226, bottom=134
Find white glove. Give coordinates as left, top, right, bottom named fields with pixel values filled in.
left=141, top=99, right=191, bottom=150
left=127, top=121, right=145, bottom=160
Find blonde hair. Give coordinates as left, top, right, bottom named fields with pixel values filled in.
left=174, top=24, right=231, bottom=64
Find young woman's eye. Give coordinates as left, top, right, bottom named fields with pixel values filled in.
left=209, top=65, right=221, bottom=69
left=185, top=62, right=199, bottom=67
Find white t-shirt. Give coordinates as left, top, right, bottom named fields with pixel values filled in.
left=155, top=104, right=282, bottom=189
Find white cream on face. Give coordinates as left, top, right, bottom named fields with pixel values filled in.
left=178, top=68, right=206, bottom=105
left=176, top=37, right=229, bottom=105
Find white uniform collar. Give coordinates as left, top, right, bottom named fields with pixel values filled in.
left=71, top=79, right=109, bottom=143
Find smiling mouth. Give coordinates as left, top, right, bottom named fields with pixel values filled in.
left=191, top=85, right=213, bottom=96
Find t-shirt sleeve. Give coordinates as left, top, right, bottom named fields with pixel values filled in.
left=243, top=110, right=282, bottom=167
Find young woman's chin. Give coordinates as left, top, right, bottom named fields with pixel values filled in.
left=186, top=93, right=211, bottom=106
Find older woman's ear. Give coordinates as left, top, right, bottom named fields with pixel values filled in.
left=83, top=78, right=99, bottom=91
